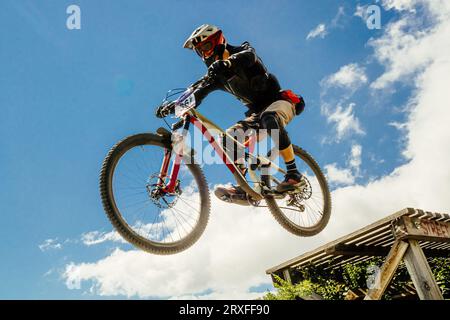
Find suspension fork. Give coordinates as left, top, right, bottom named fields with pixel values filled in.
left=158, top=148, right=172, bottom=185
left=160, top=116, right=191, bottom=193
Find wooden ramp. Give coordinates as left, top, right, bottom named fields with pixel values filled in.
left=266, top=208, right=450, bottom=300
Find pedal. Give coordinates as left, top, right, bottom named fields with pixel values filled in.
left=220, top=195, right=232, bottom=203
left=262, top=188, right=286, bottom=199
left=214, top=188, right=251, bottom=206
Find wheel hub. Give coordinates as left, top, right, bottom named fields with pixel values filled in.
left=146, top=174, right=182, bottom=209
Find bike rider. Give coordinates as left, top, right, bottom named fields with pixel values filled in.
left=157, top=24, right=306, bottom=204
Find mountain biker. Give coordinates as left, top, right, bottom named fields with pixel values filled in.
left=156, top=24, right=306, bottom=204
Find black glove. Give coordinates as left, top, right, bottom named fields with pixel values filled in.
left=208, top=60, right=232, bottom=78
left=155, top=101, right=175, bottom=118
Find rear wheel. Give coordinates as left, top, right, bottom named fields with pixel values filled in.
left=262, top=145, right=331, bottom=236
left=99, top=133, right=210, bottom=254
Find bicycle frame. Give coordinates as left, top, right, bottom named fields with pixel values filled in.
left=158, top=108, right=287, bottom=201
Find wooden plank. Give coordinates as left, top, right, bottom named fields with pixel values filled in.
left=352, top=229, right=392, bottom=246
left=438, top=243, right=450, bottom=249
left=431, top=242, right=449, bottom=249
left=415, top=209, right=450, bottom=221
left=394, top=216, right=450, bottom=243
left=345, top=226, right=391, bottom=245
left=315, top=255, right=344, bottom=267
left=364, top=240, right=409, bottom=300
left=364, top=237, right=395, bottom=248
left=403, top=240, right=444, bottom=300
left=425, top=242, right=444, bottom=249
left=329, top=256, right=373, bottom=271
left=325, top=256, right=364, bottom=270
left=364, top=233, right=393, bottom=246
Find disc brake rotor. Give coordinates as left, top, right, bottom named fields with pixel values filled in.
left=286, top=176, right=312, bottom=211
left=146, top=173, right=181, bottom=209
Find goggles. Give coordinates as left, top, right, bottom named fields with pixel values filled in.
left=194, top=31, right=225, bottom=59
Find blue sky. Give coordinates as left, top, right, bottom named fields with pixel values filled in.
left=2, top=0, right=448, bottom=299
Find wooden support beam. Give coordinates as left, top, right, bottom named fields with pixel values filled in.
left=326, top=244, right=389, bottom=257
left=326, top=243, right=450, bottom=258
left=394, top=216, right=450, bottom=243
left=282, top=268, right=292, bottom=284
left=364, top=240, right=409, bottom=300
left=403, top=239, right=444, bottom=300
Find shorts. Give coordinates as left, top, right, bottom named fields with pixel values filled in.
left=227, top=100, right=296, bottom=132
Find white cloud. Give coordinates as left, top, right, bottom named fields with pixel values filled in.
left=322, top=63, right=368, bottom=90
left=307, top=7, right=347, bottom=40
left=323, top=103, right=365, bottom=140
left=306, top=23, right=327, bottom=40
left=39, top=239, right=62, bottom=252
left=388, top=121, right=407, bottom=130
left=81, top=230, right=127, bottom=246
left=320, top=64, right=367, bottom=141
left=61, top=1, right=450, bottom=300
left=369, top=0, right=450, bottom=89
left=381, top=0, right=418, bottom=12
left=63, top=196, right=328, bottom=299
left=324, top=144, right=362, bottom=186
left=325, top=164, right=355, bottom=185
left=355, top=4, right=370, bottom=20
left=331, top=6, right=346, bottom=27
left=349, top=144, right=362, bottom=172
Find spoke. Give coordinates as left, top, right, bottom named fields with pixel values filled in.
left=168, top=207, right=189, bottom=239
left=308, top=197, right=324, bottom=216
left=163, top=218, right=174, bottom=243
left=170, top=205, right=196, bottom=229
left=116, top=171, right=144, bottom=187
left=125, top=200, right=152, bottom=219
left=303, top=201, right=320, bottom=226
left=121, top=198, right=153, bottom=209
left=116, top=191, right=147, bottom=200
left=277, top=206, right=303, bottom=213
left=146, top=208, right=161, bottom=239
left=178, top=196, right=201, bottom=207
left=116, top=186, right=147, bottom=191
left=177, top=196, right=200, bottom=214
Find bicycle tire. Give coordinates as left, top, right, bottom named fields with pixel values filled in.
left=99, top=133, right=210, bottom=254
left=262, top=145, right=331, bottom=237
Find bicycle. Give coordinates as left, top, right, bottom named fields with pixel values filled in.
left=99, top=76, right=331, bottom=255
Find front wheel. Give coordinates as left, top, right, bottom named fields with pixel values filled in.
left=99, top=133, right=210, bottom=255
left=262, top=145, right=331, bottom=237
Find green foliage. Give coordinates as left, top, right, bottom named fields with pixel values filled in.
left=263, top=257, right=450, bottom=300
left=263, top=275, right=315, bottom=300
left=431, top=258, right=450, bottom=296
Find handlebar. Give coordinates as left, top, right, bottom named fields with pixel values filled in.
left=156, top=75, right=213, bottom=122
left=171, top=118, right=185, bottom=131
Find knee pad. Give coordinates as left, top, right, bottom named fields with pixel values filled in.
left=260, top=112, right=279, bottom=131
left=260, top=113, right=291, bottom=150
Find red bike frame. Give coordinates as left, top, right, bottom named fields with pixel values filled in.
left=158, top=113, right=263, bottom=200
